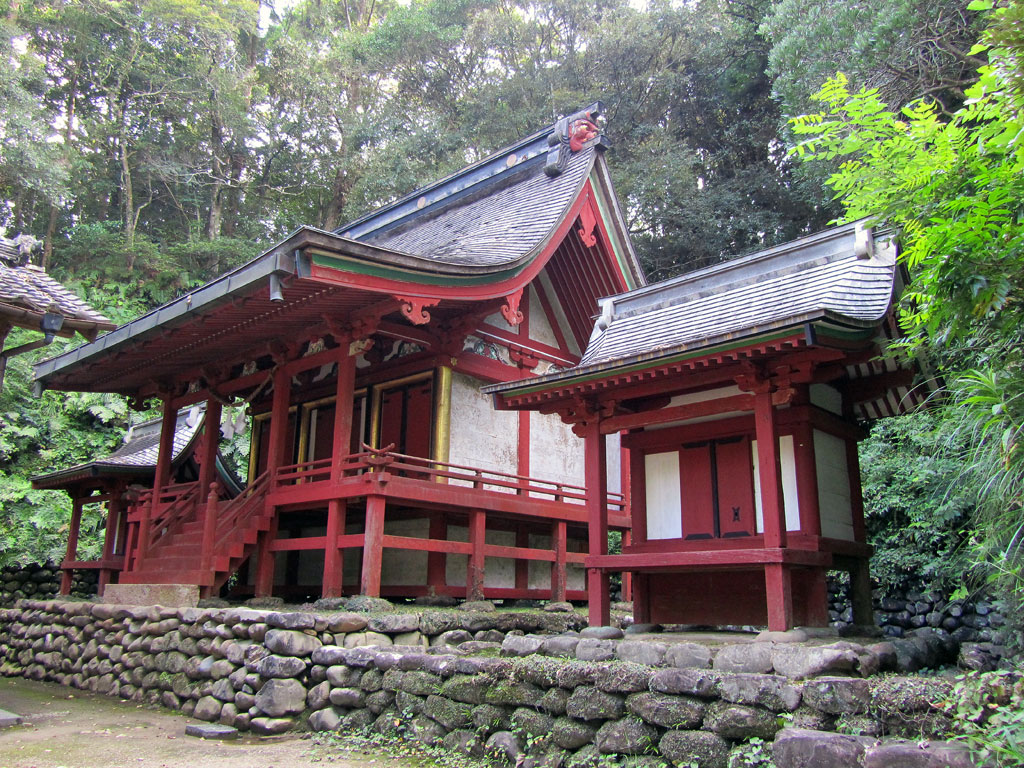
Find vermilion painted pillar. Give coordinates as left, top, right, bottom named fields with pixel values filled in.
left=98, top=487, right=123, bottom=595
left=427, top=514, right=448, bottom=595
left=794, top=422, right=821, bottom=536
left=324, top=341, right=357, bottom=597
left=254, top=367, right=291, bottom=597
left=198, top=398, right=222, bottom=503
left=138, top=396, right=178, bottom=564
left=620, top=530, right=633, bottom=603
left=467, top=508, right=486, bottom=601
left=754, top=389, right=792, bottom=630
left=551, top=520, right=567, bottom=602
left=361, top=495, right=386, bottom=597
left=60, top=496, right=84, bottom=595
left=585, top=418, right=610, bottom=627
left=515, top=526, right=529, bottom=594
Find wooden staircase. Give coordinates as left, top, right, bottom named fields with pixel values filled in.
left=120, top=472, right=272, bottom=596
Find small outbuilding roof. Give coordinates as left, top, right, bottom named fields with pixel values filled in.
left=0, top=235, right=114, bottom=339
left=32, top=406, right=241, bottom=493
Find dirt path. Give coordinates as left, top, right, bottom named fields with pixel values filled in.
left=0, top=678, right=413, bottom=768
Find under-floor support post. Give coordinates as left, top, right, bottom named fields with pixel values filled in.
left=427, top=514, right=447, bottom=594
left=322, top=499, right=347, bottom=598
left=98, top=487, right=123, bottom=595
left=765, top=563, right=794, bottom=631
left=584, top=418, right=610, bottom=627
left=850, top=558, right=874, bottom=627
left=361, top=495, right=386, bottom=597
left=467, top=508, right=486, bottom=602
left=254, top=514, right=279, bottom=598
left=198, top=398, right=222, bottom=502
left=551, top=520, right=567, bottom=603
left=515, top=526, right=529, bottom=594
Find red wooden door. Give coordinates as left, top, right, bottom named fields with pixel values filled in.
left=254, top=412, right=298, bottom=475
left=378, top=378, right=433, bottom=458
left=715, top=436, right=756, bottom=538
left=679, top=442, right=715, bottom=540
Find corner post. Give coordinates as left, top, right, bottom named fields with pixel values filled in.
left=360, top=495, right=386, bottom=597
left=584, top=417, right=610, bottom=627
left=324, top=336, right=357, bottom=598
left=254, top=366, right=291, bottom=597
left=139, top=395, right=177, bottom=563
left=551, top=520, right=567, bottom=603
left=200, top=482, right=220, bottom=574
left=754, top=387, right=793, bottom=630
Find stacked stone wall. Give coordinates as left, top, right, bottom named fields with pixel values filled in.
left=0, top=599, right=986, bottom=768
left=0, top=563, right=96, bottom=606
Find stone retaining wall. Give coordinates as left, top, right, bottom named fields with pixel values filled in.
left=827, top=578, right=1007, bottom=644
left=0, top=563, right=96, bottom=605
left=0, top=599, right=983, bottom=768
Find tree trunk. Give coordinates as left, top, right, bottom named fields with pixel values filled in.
left=322, top=165, right=349, bottom=232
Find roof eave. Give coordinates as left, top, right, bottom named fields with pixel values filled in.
left=483, top=310, right=883, bottom=401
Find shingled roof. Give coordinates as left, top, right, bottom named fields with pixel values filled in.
left=34, top=104, right=641, bottom=396
left=580, top=221, right=899, bottom=368
left=484, top=223, right=930, bottom=419
left=0, top=235, right=114, bottom=339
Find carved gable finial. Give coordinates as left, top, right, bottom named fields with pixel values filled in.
left=544, top=105, right=603, bottom=177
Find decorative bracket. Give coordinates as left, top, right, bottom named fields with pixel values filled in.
left=501, top=288, right=525, bottom=327
left=578, top=202, right=598, bottom=248
left=394, top=295, right=440, bottom=326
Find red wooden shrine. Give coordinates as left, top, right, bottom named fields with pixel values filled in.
left=487, top=223, right=930, bottom=630
left=34, top=104, right=643, bottom=603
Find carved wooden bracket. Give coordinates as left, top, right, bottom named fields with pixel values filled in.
left=394, top=295, right=440, bottom=326
left=578, top=203, right=598, bottom=248
left=501, top=289, right=524, bottom=326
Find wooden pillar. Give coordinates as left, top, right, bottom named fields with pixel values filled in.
left=427, top=514, right=447, bottom=595
left=138, top=396, right=178, bottom=563
left=633, top=574, right=651, bottom=624
left=323, top=342, right=356, bottom=598
left=803, top=568, right=831, bottom=627
left=467, top=508, right=486, bottom=601
left=551, top=520, right=567, bottom=603
left=794, top=422, right=821, bottom=536
left=361, top=495, right=386, bottom=597
left=253, top=367, right=291, bottom=597
left=620, top=530, right=633, bottom=603
left=584, top=418, right=610, bottom=627
left=98, top=487, right=123, bottom=595
left=60, top=496, right=84, bottom=595
left=765, top=563, right=794, bottom=631
left=850, top=558, right=874, bottom=626
left=515, top=526, right=529, bottom=594
left=754, top=390, right=786, bottom=548
left=200, top=482, right=221, bottom=574
left=322, top=500, right=347, bottom=598
left=331, top=341, right=357, bottom=479
left=755, top=389, right=793, bottom=630
left=253, top=515, right=278, bottom=597
left=198, top=398, right=222, bottom=502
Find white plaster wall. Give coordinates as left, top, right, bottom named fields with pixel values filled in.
left=529, top=411, right=586, bottom=491
left=814, top=429, right=855, bottom=540
left=381, top=517, right=429, bottom=586
left=810, top=384, right=844, bottom=415
left=606, top=433, right=622, bottom=496
left=528, top=286, right=559, bottom=347
left=448, top=372, right=519, bottom=491
left=752, top=435, right=801, bottom=533
left=645, top=451, right=682, bottom=540
left=444, top=525, right=517, bottom=587
left=538, top=271, right=581, bottom=356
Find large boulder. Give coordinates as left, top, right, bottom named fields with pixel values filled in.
left=595, top=718, right=659, bottom=755
left=626, top=691, right=705, bottom=729
left=254, top=678, right=307, bottom=717
left=659, top=730, right=730, bottom=768
left=772, top=728, right=871, bottom=768
left=264, top=629, right=322, bottom=657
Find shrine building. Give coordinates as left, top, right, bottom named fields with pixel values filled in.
left=33, top=104, right=642, bottom=604
left=485, top=222, right=928, bottom=630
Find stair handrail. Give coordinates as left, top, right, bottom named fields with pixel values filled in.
left=148, top=482, right=201, bottom=551
left=214, top=470, right=271, bottom=547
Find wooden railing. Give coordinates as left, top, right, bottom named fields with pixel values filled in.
left=146, top=482, right=200, bottom=550
left=273, top=447, right=628, bottom=513
left=213, top=470, right=271, bottom=548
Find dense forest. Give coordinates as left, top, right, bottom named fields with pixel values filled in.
left=1, top=0, right=1022, bottom=633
